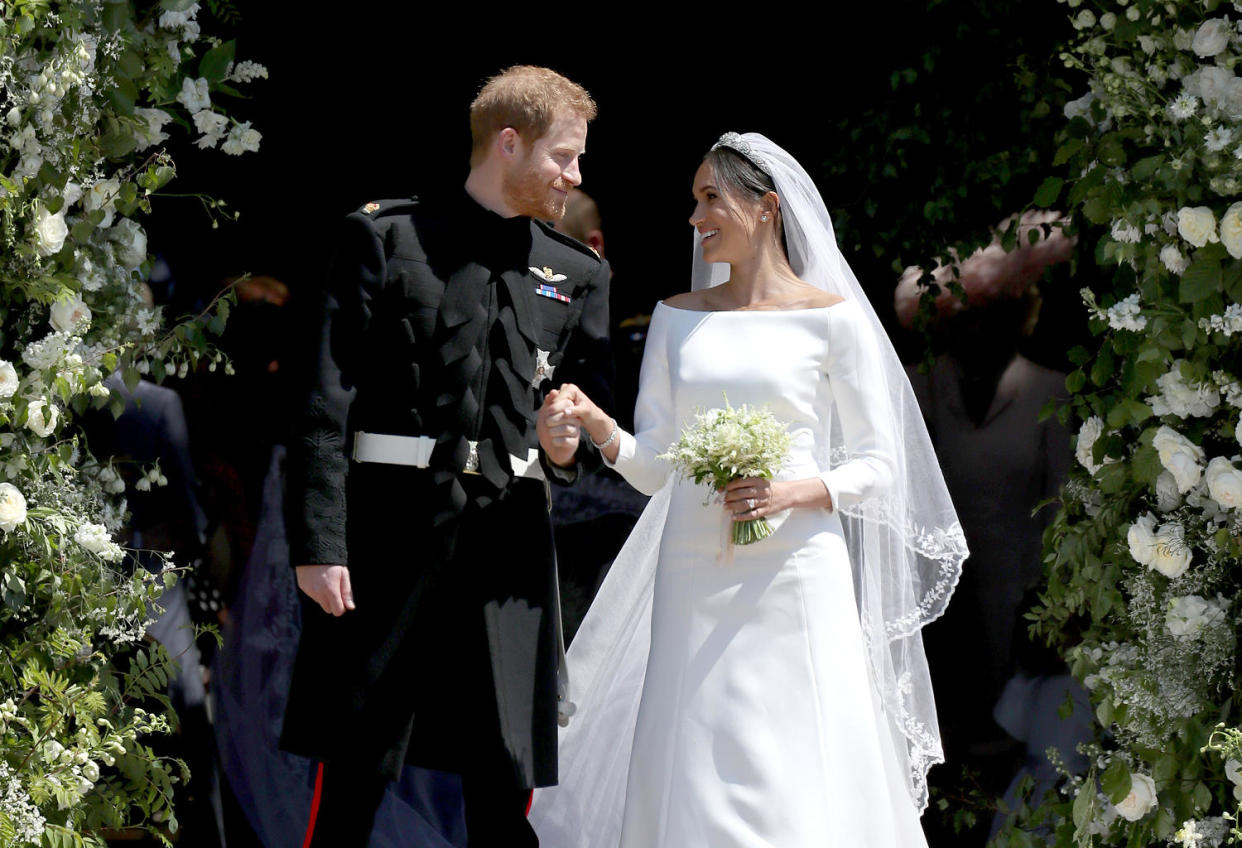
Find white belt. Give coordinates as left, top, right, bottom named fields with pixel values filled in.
left=352, top=431, right=545, bottom=481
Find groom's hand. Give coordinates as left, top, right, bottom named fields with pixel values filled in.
left=296, top=564, right=355, bottom=616
left=538, top=388, right=580, bottom=468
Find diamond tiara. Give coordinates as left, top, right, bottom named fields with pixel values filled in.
left=710, top=132, right=772, bottom=177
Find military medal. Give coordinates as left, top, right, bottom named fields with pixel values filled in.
left=534, top=283, right=571, bottom=304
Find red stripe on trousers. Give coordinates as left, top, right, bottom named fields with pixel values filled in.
left=526, top=789, right=534, bottom=817
left=302, top=762, right=325, bottom=848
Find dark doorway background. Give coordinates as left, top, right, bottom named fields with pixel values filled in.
left=146, top=12, right=939, bottom=327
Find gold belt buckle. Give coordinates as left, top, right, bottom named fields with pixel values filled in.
left=463, top=440, right=481, bottom=475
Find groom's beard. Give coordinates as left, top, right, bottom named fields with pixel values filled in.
left=503, top=162, right=570, bottom=220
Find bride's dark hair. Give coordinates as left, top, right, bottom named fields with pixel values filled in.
left=702, top=147, right=790, bottom=260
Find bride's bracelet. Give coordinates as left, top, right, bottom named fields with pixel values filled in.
left=590, top=418, right=618, bottom=450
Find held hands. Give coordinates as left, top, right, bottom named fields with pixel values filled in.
left=721, top=477, right=833, bottom=520
left=553, top=383, right=620, bottom=462
left=296, top=564, right=355, bottom=616
left=538, top=387, right=581, bottom=468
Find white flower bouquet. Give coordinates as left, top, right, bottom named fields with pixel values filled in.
left=659, top=396, right=792, bottom=545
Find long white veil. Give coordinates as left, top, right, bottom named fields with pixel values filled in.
left=530, top=133, right=966, bottom=844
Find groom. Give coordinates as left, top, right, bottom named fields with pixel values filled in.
left=281, top=65, right=613, bottom=847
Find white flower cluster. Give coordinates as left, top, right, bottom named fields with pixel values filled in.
left=228, top=60, right=269, bottom=83
left=1175, top=816, right=1230, bottom=848
left=659, top=399, right=794, bottom=492
left=1200, top=303, right=1242, bottom=336
left=1110, top=217, right=1142, bottom=244
left=73, top=522, right=123, bottom=562
left=1149, top=363, right=1221, bottom=419
left=1106, top=292, right=1146, bottom=331
left=1165, top=594, right=1228, bottom=638
left=0, top=762, right=46, bottom=844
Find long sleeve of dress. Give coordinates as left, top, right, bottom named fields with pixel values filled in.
left=604, top=307, right=674, bottom=496
left=818, top=304, right=898, bottom=512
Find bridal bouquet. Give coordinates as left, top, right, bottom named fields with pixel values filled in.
left=659, top=397, right=792, bottom=545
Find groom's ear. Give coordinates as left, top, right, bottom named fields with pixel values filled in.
left=497, top=127, right=522, bottom=162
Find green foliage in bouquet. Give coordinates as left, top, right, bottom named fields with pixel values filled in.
left=985, top=0, right=1242, bottom=845
left=659, top=397, right=793, bottom=546
left=0, top=1, right=263, bottom=844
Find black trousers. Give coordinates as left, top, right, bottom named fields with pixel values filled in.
left=305, top=761, right=537, bottom=847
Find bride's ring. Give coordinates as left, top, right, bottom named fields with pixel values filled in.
left=747, top=498, right=757, bottom=510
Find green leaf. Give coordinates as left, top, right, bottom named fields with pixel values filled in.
left=1131, top=155, right=1162, bottom=181
left=1072, top=778, right=1095, bottom=829
left=1131, top=444, right=1162, bottom=484
left=1066, top=370, right=1086, bottom=394
left=1179, top=252, right=1223, bottom=303
left=1053, top=138, right=1084, bottom=167
left=199, top=40, right=236, bottom=84
left=1082, top=195, right=1112, bottom=225
left=1033, top=177, right=1063, bottom=208
left=1101, top=758, right=1132, bottom=804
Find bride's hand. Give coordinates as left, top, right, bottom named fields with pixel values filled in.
left=723, top=477, right=832, bottom=518
left=555, top=383, right=613, bottom=443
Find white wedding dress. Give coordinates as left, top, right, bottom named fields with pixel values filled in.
left=538, top=299, right=930, bottom=847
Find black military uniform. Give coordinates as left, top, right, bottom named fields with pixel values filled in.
left=281, top=190, right=612, bottom=844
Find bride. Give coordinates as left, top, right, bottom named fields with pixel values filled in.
left=530, top=133, right=967, bottom=846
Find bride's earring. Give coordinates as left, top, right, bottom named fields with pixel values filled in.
left=760, top=214, right=769, bottom=222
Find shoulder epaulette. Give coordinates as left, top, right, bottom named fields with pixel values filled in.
left=354, top=196, right=420, bottom=219
left=533, top=217, right=603, bottom=263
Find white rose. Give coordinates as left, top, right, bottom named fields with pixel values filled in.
left=1100, top=11, right=1117, bottom=30
left=1153, top=426, right=1206, bottom=492
left=111, top=218, right=147, bottom=269
left=175, top=76, right=210, bottom=113
left=26, top=399, right=57, bottom=438
left=1236, top=417, right=1242, bottom=447
left=1116, top=772, right=1158, bottom=821
left=1188, top=66, right=1236, bottom=113
left=1224, top=77, right=1242, bottom=120
left=0, top=483, right=28, bottom=532
left=1226, top=759, right=1242, bottom=786
left=1160, top=244, right=1189, bottom=275
left=49, top=293, right=91, bottom=333
left=1075, top=9, right=1097, bottom=29
left=1221, top=203, right=1242, bottom=259
left=1150, top=521, right=1193, bottom=578
left=1127, top=512, right=1158, bottom=565
left=0, top=360, right=17, bottom=400
left=1166, top=594, right=1224, bottom=638
left=1077, top=416, right=1106, bottom=473
left=33, top=203, right=68, bottom=257
left=83, top=178, right=118, bottom=228
left=1156, top=471, right=1182, bottom=512
left=1178, top=206, right=1219, bottom=248
left=1206, top=456, right=1242, bottom=509
left=1193, top=18, right=1232, bottom=57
